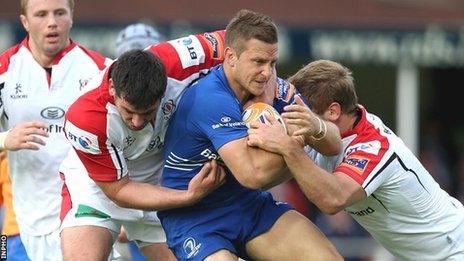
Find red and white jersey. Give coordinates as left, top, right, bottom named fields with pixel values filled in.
left=0, top=38, right=111, bottom=235
left=307, top=105, right=464, bottom=260
left=62, top=31, right=225, bottom=184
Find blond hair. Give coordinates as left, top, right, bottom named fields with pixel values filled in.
left=20, top=0, right=75, bottom=15
left=289, top=60, right=358, bottom=115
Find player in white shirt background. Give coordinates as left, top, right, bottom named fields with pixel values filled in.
left=247, top=59, right=464, bottom=260
left=0, top=0, right=111, bottom=259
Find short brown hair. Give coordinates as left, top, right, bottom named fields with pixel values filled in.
left=21, top=0, right=75, bottom=15
left=225, top=9, right=278, bottom=56
left=289, top=60, right=358, bottom=115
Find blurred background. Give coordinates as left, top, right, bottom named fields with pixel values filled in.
left=2, top=1, right=464, bottom=260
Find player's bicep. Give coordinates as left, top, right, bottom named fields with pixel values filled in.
left=333, top=171, right=367, bottom=207
left=218, top=137, right=256, bottom=186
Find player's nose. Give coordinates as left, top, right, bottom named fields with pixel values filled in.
left=132, top=115, right=146, bottom=128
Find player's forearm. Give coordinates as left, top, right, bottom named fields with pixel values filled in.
left=281, top=142, right=348, bottom=214
left=306, top=120, right=341, bottom=156
left=247, top=146, right=291, bottom=189
left=104, top=181, right=194, bottom=211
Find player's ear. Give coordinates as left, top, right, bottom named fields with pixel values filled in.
left=225, top=47, right=237, bottom=67
left=326, top=102, right=341, bottom=121
left=20, top=14, right=29, bottom=32
left=108, top=79, right=116, bottom=97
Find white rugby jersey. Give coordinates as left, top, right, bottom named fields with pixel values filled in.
left=62, top=30, right=225, bottom=184
left=307, top=105, right=464, bottom=260
left=0, top=38, right=111, bottom=235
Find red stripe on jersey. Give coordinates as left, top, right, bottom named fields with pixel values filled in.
left=65, top=81, right=120, bottom=182
left=78, top=44, right=108, bottom=70
left=0, top=42, right=21, bottom=75
left=59, top=172, right=72, bottom=221
left=335, top=106, right=390, bottom=185
left=51, top=40, right=77, bottom=65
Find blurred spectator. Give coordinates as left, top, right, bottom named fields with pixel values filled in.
left=0, top=151, right=29, bottom=260
left=456, top=154, right=464, bottom=203
left=419, top=118, right=452, bottom=192
left=315, top=212, right=370, bottom=261
left=115, top=22, right=164, bottom=57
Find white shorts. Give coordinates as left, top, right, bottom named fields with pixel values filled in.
left=60, top=153, right=166, bottom=247
left=20, top=229, right=62, bottom=261
left=61, top=207, right=166, bottom=246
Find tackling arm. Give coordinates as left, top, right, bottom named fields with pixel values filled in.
left=247, top=116, right=365, bottom=214
left=281, top=141, right=366, bottom=214
left=95, top=160, right=225, bottom=211
left=219, top=124, right=290, bottom=190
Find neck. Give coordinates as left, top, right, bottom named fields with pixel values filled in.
left=28, top=38, right=69, bottom=68
left=29, top=45, right=54, bottom=68
left=223, top=64, right=249, bottom=104
left=338, top=111, right=360, bottom=134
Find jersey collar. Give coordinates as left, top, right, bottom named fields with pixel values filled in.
left=340, top=104, right=367, bottom=138
left=21, top=36, right=77, bottom=66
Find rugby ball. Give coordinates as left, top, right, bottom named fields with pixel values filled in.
left=242, top=102, right=286, bottom=132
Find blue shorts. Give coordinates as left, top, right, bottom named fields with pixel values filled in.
left=159, top=191, right=292, bottom=260
left=6, top=235, right=30, bottom=261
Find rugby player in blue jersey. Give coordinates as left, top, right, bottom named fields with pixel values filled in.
left=160, top=9, right=343, bottom=261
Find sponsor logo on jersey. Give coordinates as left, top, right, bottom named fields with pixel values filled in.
left=65, top=121, right=101, bottom=154
left=40, top=106, right=65, bottom=119
left=221, top=116, right=231, bottom=123
left=347, top=207, right=376, bottom=216
left=79, top=78, right=89, bottom=91
left=382, top=124, right=393, bottom=134
left=182, top=37, right=193, bottom=46
left=78, top=136, right=92, bottom=149
left=276, top=77, right=294, bottom=103
left=181, top=37, right=198, bottom=60
left=10, top=83, right=28, bottom=99
left=162, top=99, right=176, bottom=119
left=45, top=124, right=64, bottom=133
left=124, top=135, right=136, bottom=148
left=203, top=32, right=219, bottom=58
left=345, top=140, right=381, bottom=156
left=146, top=136, right=163, bottom=152
left=200, top=148, right=221, bottom=160
left=169, top=36, right=205, bottom=69
left=340, top=156, right=369, bottom=175
left=183, top=237, right=201, bottom=259
left=211, top=116, right=246, bottom=129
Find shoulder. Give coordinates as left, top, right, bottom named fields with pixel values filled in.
left=0, top=43, right=22, bottom=75
left=188, top=70, right=233, bottom=108
left=65, top=88, right=110, bottom=155
left=66, top=88, right=107, bottom=133
left=75, top=44, right=112, bottom=70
